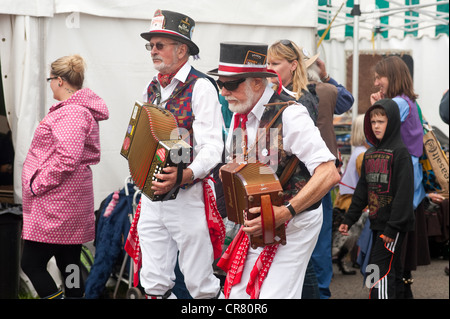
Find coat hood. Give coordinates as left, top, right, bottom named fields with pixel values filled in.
left=50, top=87, right=109, bottom=121
left=364, top=98, right=403, bottom=149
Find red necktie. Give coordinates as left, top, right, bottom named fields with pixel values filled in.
left=233, top=112, right=249, bottom=161
left=233, top=112, right=248, bottom=131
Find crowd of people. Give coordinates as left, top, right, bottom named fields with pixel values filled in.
left=18, top=9, right=448, bottom=300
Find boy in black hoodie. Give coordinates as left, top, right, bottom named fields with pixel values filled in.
left=339, top=99, right=415, bottom=299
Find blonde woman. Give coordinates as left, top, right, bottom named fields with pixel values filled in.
left=21, top=55, right=109, bottom=299
left=268, top=40, right=319, bottom=123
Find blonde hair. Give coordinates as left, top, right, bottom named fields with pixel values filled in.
left=351, top=114, right=366, bottom=147
left=268, top=40, right=309, bottom=99
left=50, top=54, right=86, bottom=89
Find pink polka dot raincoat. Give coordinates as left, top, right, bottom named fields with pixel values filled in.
left=22, top=88, right=109, bottom=244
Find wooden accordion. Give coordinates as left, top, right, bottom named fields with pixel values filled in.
left=221, top=161, right=286, bottom=248
left=120, top=101, right=191, bottom=201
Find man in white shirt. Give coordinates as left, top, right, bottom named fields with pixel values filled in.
left=132, top=10, right=224, bottom=299
left=208, top=42, right=340, bottom=298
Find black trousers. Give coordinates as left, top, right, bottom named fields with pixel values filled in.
left=366, top=231, right=406, bottom=299
left=21, top=240, right=84, bottom=298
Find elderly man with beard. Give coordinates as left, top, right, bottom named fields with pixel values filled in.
left=127, top=10, right=224, bottom=299
left=209, top=42, right=340, bottom=299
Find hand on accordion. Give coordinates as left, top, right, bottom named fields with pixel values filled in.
left=243, top=205, right=291, bottom=237
left=151, top=166, right=194, bottom=195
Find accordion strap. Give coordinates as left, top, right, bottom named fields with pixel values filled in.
left=162, top=164, right=184, bottom=201
left=250, top=101, right=299, bottom=187
left=247, top=101, right=294, bottom=158
left=279, top=156, right=299, bottom=187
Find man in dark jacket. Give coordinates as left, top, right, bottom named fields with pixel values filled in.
left=339, top=99, right=415, bottom=299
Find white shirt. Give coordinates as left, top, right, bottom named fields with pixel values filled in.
left=225, top=85, right=335, bottom=175
left=143, top=62, right=224, bottom=179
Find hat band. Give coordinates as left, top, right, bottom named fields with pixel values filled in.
left=148, top=29, right=192, bottom=42
left=218, top=62, right=268, bottom=75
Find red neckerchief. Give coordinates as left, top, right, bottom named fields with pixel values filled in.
left=157, top=64, right=184, bottom=88
left=203, top=177, right=226, bottom=260
left=124, top=179, right=225, bottom=287
left=217, top=226, right=283, bottom=299
left=158, top=72, right=175, bottom=88
left=124, top=200, right=142, bottom=287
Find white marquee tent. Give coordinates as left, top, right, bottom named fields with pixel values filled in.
left=0, top=0, right=318, bottom=206
left=1, top=1, right=448, bottom=207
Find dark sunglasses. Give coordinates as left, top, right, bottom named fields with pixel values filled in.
left=216, top=78, right=246, bottom=91
left=280, top=39, right=298, bottom=59
left=145, top=42, right=179, bottom=51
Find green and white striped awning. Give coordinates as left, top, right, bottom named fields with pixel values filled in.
left=318, top=0, right=449, bottom=41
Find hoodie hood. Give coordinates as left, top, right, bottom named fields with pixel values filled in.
left=51, top=87, right=109, bottom=121
left=364, top=98, right=403, bottom=149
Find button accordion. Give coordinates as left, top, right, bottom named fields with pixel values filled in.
left=221, top=161, right=286, bottom=248
left=120, top=101, right=191, bottom=201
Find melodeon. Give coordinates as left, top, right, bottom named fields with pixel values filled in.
left=221, top=161, right=286, bottom=248
left=120, top=101, right=191, bottom=201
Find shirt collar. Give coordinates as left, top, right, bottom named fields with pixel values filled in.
left=173, top=61, right=191, bottom=84
left=249, top=85, right=276, bottom=122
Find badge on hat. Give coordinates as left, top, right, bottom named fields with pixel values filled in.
left=141, top=10, right=199, bottom=56
left=208, top=42, right=277, bottom=78
left=150, top=10, right=165, bottom=31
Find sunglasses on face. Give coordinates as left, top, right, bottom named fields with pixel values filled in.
left=216, top=78, right=246, bottom=91
left=145, top=42, right=179, bottom=51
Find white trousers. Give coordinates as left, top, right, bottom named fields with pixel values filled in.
left=228, top=205, right=323, bottom=299
left=137, top=182, right=221, bottom=298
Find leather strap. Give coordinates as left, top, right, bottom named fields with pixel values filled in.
left=260, top=194, right=275, bottom=245
left=162, top=163, right=184, bottom=201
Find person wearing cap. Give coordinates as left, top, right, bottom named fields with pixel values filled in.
left=211, top=42, right=341, bottom=299
left=129, top=10, right=224, bottom=299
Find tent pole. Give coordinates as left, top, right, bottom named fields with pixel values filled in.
left=351, top=0, right=361, bottom=125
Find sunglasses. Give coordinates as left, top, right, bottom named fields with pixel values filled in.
left=280, top=39, right=298, bottom=59
left=216, top=78, right=246, bottom=91
left=145, top=42, right=179, bottom=51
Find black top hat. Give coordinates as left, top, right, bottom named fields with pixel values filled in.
left=141, top=10, right=199, bottom=56
left=207, top=42, right=278, bottom=78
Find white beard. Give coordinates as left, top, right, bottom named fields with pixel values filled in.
left=226, top=80, right=256, bottom=114
left=152, top=54, right=179, bottom=74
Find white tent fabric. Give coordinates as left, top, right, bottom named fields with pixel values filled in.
left=0, top=0, right=317, bottom=206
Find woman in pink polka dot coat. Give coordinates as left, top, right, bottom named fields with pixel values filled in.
left=20, top=55, right=109, bottom=299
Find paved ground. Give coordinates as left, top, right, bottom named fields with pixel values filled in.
left=329, top=258, right=449, bottom=299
